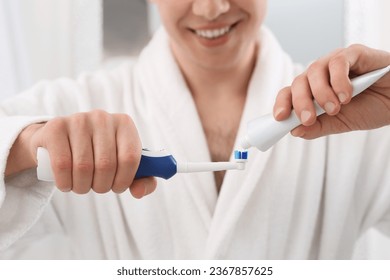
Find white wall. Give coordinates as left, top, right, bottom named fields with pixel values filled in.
left=0, top=0, right=102, bottom=100
left=18, top=0, right=102, bottom=81
left=265, top=0, right=345, bottom=65
left=0, top=0, right=31, bottom=99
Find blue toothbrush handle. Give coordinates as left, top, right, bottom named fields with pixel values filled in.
left=37, top=148, right=178, bottom=181
left=135, top=152, right=178, bottom=180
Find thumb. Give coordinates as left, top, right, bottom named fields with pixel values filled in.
left=291, top=114, right=352, bottom=140
left=28, top=123, right=48, bottom=163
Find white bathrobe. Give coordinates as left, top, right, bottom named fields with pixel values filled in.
left=0, top=27, right=389, bottom=259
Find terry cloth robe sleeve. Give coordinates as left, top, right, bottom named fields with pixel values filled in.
left=0, top=64, right=133, bottom=251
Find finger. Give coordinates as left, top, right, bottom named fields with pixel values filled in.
left=291, top=113, right=351, bottom=139
left=291, top=74, right=317, bottom=126
left=343, top=44, right=390, bottom=74
left=306, top=62, right=341, bottom=115
left=91, top=111, right=117, bottom=194
left=273, top=86, right=292, bottom=121
left=42, top=118, right=73, bottom=192
left=129, top=177, right=157, bottom=199
left=329, top=45, right=390, bottom=103
left=68, top=114, right=94, bottom=195
left=328, top=52, right=354, bottom=104
left=111, top=114, right=142, bottom=194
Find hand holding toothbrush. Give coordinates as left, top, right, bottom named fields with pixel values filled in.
left=273, top=44, right=390, bottom=139
left=5, top=110, right=157, bottom=198
left=6, top=109, right=248, bottom=197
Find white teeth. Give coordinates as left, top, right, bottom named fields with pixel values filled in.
left=195, top=26, right=231, bottom=39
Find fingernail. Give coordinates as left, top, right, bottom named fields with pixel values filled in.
left=300, top=110, right=312, bottom=124
left=274, top=107, right=285, bottom=119
left=324, top=102, right=336, bottom=114
left=338, top=93, right=347, bottom=103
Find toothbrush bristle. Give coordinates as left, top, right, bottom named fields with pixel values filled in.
left=234, top=150, right=248, bottom=161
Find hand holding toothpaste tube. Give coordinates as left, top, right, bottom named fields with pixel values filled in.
left=273, top=44, right=390, bottom=139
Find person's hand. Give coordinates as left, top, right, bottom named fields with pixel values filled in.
left=6, top=110, right=156, bottom=198
left=273, top=44, right=390, bottom=139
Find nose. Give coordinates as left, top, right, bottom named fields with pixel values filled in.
left=192, top=0, right=230, bottom=21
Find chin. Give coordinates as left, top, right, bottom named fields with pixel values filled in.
left=196, top=56, right=239, bottom=71
left=195, top=45, right=251, bottom=70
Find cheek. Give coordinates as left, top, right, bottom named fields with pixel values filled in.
left=252, top=0, right=267, bottom=25
left=240, top=0, right=267, bottom=25
left=156, top=5, right=186, bottom=33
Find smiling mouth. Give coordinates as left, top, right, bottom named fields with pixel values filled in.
left=190, top=21, right=240, bottom=40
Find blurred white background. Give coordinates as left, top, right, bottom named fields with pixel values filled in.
left=1, top=0, right=389, bottom=100
left=0, top=0, right=101, bottom=99
left=0, top=0, right=389, bottom=259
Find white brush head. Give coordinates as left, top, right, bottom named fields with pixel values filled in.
left=233, top=149, right=248, bottom=170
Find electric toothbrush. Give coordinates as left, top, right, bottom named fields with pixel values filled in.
left=240, top=65, right=390, bottom=151
left=37, top=148, right=248, bottom=182
left=36, top=66, right=389, bottom=181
